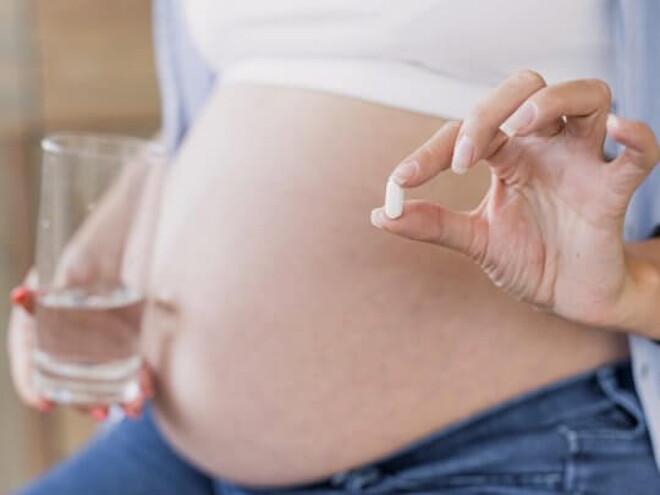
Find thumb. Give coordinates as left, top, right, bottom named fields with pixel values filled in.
left=371, top=200, right=482, bottom=257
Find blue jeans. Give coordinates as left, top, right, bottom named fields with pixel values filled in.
left=17, top=361, right=660, bottom=494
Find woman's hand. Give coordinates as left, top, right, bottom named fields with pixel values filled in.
left=6, top=141, right=165, bottom=418
left=8, top=280, right=154, bottom=419
left=7, top=273, right=54, bottom=413
left=371, top=71, right=660, bottom=334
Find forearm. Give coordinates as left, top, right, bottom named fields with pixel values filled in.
left=620, top=238, right=660, bottom=338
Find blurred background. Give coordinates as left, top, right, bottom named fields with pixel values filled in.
left=0, top=1, right=160, bottom=491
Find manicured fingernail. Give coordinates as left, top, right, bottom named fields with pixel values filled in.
left=390, top=161, right=418, bottom=185
left=451, top=136, right=474, bottom=175
left=606, top=113, right=620, bottom=132
left=370, top=208, right=386, bottom=228
left=36, top=399, right=55, bottom=413
left=11, top=286, right=33, bottom=312
left=124, top=405, right=141, bottom=419
left=501, top=101, right=536, bottom=137
left=90, top=408, right=108, bottom=422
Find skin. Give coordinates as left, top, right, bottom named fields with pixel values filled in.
left=8, top=145, right=161, bottom=418
left=372, top=71, right=660, bottom=335
left=7, top=72, right=658, bottom=486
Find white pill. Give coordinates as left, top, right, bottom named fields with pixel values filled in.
left=385, top=179, right=404, bottom=219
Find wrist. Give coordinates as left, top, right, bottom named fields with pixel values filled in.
left=616, top=254, right=660, bottom=338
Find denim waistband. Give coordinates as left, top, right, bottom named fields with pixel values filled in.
left=226, top=360, right=642, bottom=494
left=362, top=359, right=639, bottom=473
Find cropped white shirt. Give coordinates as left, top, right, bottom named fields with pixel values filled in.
left=183, top=0, right=614, bottom=119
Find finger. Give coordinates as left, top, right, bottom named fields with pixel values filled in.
left=451, top=70, right=547, bottom=174
left=10, top=286, right=35, bottom=314
left=121, top=365, right=154, bottom=419
left=139, top=365, right=155, bottom=399
left=123, top=394, right=145, bottom=419
left=371, top=201, right=483, bottom=258
left=36, top=399, right=56, bottom=413
left=8, top=274, right=51, bottom=411
left=607, top=115, right=659, bottom=193
left=89, top=406, right=109, bottom=422
left=7, top=305, right=40, bottom=408
left=607, top=115, right=660, bottom=170
left=503, top=79, right=612, bottom=143
left=390, top=121, right=461, bottom=187
left=390, top=122, right=508, bottom=187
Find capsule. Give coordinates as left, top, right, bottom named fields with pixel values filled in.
left=385, top=179, right=404, bottom=219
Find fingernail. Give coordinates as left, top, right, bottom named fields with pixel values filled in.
left=90, top=408, right=108, bottom=422
left=501, top=101, right=536, bottom=137
left=124, top=405, right=141, bottom=419
left=390, top=161, right=418, bottom=185
left=451, top=136, right=474, bottom=175
left=11, top=286, right=33, bottom=311
left=370, top=208, right=386, bottom=228
left=36, top=399, right=55, bottom=413
left=606, top=113, right=620, bottom=132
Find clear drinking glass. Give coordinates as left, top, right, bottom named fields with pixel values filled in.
left=33, top=133, right=165, bottom=405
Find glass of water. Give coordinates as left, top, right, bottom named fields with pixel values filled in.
left=34, top=133, right=165, bottom=405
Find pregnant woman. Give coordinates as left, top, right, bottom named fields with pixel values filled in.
left=11, top=0, right=660, bottom=493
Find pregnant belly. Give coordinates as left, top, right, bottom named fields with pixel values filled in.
left=142, top=84, right=629, bottom=486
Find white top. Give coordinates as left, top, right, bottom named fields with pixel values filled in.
left=183, top=0, right=614, bottom=119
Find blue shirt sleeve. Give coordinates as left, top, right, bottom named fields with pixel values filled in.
left=614, top=0, right=660, bottom=242
left=624, top=169, right=660, bottom=242
left=614, top=0, right=660, bottom=473
left=153, top=0, right=216, bottom=153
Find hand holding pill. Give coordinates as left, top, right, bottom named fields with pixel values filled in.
left=370, top=71, right=660, bottom=335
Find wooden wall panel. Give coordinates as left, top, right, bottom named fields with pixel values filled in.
left=34, top=0, right=160, bottom=130
left=0, top=133, right=38, bottom=493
